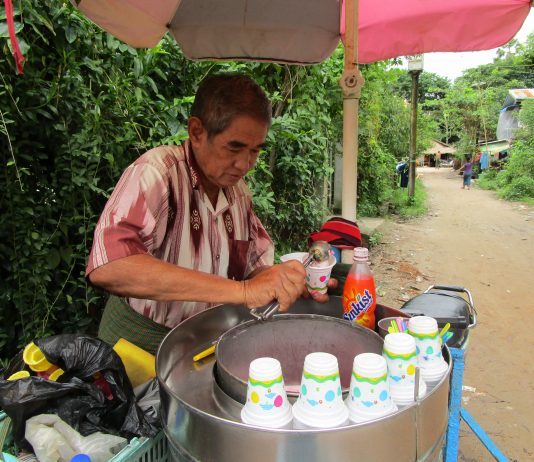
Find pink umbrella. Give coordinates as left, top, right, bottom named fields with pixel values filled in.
left=73, top=0, right=531, bottom=250
left=75, top=0, right=530, bottom=64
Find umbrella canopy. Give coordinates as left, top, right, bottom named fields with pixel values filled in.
left=76, top=0, right=531, bottom=64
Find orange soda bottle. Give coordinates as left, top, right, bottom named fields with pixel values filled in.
left=342, top=247, right=376, bottom=329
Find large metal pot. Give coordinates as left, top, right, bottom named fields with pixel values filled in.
left=215, top=314, right=384, bottom=403
left=157, top=298, right=451, bottom=462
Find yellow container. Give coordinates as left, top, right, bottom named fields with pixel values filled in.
left=113, top=338, right=156, bottom=388
left=48, top=368, right=64, bottom=381
left=23, top=342, right=53, bottom=372
left=7, top=370, right=30, bottom=381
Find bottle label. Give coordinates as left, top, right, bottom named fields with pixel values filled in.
left=343, top=288, right=374, bottom=322
left=342, top=272, right=377, bottom=329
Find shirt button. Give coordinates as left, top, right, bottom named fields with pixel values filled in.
left=216, top=254, right=220, bottom=260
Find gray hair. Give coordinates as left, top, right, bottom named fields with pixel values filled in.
left=191, top=74, right=272, bottom=139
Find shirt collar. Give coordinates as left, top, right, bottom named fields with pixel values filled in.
left=184, top=139, right=201, bottom=190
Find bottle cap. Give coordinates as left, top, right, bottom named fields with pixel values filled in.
left=71, top=454, right=91, bottom=462
left=353, top=247, right=369, bottom=261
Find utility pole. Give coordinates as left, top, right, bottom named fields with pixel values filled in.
left=407, top=55, right=423, bottom=201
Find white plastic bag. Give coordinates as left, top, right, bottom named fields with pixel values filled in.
left=25, top=414, right=127, bottom=462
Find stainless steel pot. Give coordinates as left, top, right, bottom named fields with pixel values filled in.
left=215, top=314, right=383, bottom=403
left=157, top=298, right=451, bottom=462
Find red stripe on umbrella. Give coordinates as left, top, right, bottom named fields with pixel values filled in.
left=4, top=0, right=25, bottom=74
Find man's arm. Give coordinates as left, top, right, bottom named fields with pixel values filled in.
left=88, top=254, right=306, bottom=311
left=89, top=254, right=244, bottom=304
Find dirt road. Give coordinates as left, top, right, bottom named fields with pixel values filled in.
left=370, top=167, right=534, bottom=462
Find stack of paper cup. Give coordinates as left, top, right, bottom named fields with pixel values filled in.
left=383, top=333, right=427, bottom=406
left=241, top=357, right=293, bottom=428
left=346, top=353, right=398, bottom=423
left=292, top=352, right=348, bottom=428
left=408, top=316, right=449, bottom=387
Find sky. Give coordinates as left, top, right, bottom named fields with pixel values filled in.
left=414, top=9, right=534, bottom=81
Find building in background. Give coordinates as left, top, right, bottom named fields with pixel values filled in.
left=418, top=140, right=456, bottom=167
left=496, top=89, right=534, bottom=141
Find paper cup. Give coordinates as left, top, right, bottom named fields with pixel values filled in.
left=305, top=255, right=337, bottom=295
left=408, top=316, right=449, bottom=386
left=292, top=352, right=348, bottom=428
left=240, top=357, right=293, bottom=428
left=383, top=333, right=427, bottom=406
left=279, top=252, right=308, bottom=263
left=346, top=353, right=397, bottom=423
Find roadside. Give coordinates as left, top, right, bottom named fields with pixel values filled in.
left=369, top=166, right=534, bottom=462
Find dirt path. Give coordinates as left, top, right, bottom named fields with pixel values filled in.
left=370, top=167, right=534, bottom=462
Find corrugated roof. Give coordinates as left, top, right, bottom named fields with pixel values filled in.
left=424, top=140, right=456, bottom=155
left=503, top=89, right=534, bottom=108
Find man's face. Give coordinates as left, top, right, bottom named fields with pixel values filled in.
left=189, top=115, right=269, bottom=192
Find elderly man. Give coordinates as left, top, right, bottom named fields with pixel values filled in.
left=87, top=74, right=331, bottom=354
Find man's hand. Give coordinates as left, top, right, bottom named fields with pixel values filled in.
left=244, top=261, right=306, bottom=312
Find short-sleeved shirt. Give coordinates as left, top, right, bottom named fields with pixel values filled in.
left=463, top=162, right=473, bottom=175
left=87, top=141, right=274, bottom=327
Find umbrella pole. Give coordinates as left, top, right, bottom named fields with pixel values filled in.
left=340, top=0, right=364, bottom=263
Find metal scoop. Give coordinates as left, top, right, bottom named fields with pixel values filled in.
left=250, top=240, right=332, bottom=321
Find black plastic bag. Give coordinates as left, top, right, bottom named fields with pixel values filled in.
left=0, top=334, right=158, bottom=449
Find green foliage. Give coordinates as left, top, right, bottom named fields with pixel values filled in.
left=479, top=100, right=534, bottom=201
left=477, top=169, right=499, bottom=190
left=390, top=180, right=428, bottom=218
left=0, top=1, right=196, bottom=359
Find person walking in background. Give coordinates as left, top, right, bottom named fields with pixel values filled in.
left=461, top=157, right=473, bottom=190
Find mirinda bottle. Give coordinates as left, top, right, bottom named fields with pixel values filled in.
left=342, top=247, right=376, bottom=330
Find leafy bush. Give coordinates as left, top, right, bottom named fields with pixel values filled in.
left=477, top=169, right=499, bottom=190
left=390, top=180, right=428, bottom=218
left=499, top=176, right=534, bottom=201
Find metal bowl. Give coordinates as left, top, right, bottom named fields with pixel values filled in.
left=215, top=314, right=384, bottom=403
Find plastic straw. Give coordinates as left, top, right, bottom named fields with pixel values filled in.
left=390, top=320, right=398, bottom=333
left=395, top=318, right=404, bottom=332
left=439, top=322, right=451, bottom=338
left=193, top=343, right=216, bottom=362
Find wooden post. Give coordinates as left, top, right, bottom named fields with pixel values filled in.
left=339, top=0, right=364, bottom=263
left=408, top=69, right=421, bottom=200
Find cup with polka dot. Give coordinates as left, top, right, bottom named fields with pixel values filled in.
left=383, top=333, right=427, bottom=406
left=346, top=353, right=398, bottom=423
left=292, top=352, right=349, bottom=428
left=240, top=357, right=293, bottom=428
left=408, top=316, right=449, bottom=387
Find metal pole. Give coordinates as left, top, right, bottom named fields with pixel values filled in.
left=408, top=70, right=421, bottom=200
left=340, top=0, right=364, bottom=263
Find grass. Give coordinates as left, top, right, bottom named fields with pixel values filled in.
left=390, top=179, right=427, bottom=218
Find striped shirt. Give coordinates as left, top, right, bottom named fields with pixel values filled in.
left=87, top=141, right=274, bottom=327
